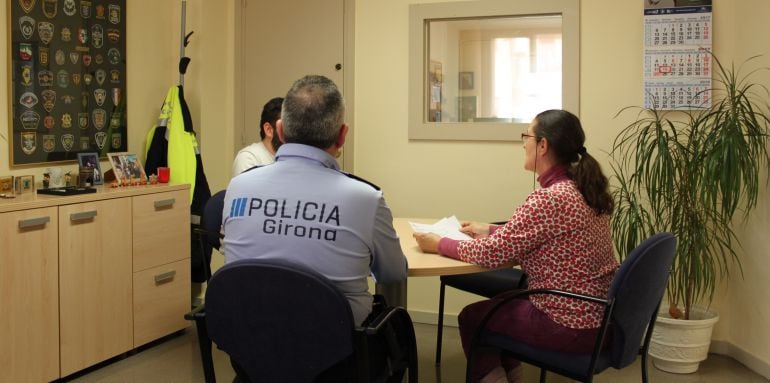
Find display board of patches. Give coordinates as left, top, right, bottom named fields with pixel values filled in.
left=8, top=0, right=127, bottom=167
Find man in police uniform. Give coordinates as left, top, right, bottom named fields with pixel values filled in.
left=231, top=97, right=284, bottom=176
left=223, top=75, right=407, bottom=326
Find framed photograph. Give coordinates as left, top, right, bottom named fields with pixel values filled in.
left=77, top=152, right=103, bottom=185
left=0, top=176, right=14, bottom=193
left=459, top=71, right=474, bottom=90
left=8, top=0, right=128, bottom=167
left=14, top=175, right=34, bottom=194
left=107, top=152, right=146, bottom=185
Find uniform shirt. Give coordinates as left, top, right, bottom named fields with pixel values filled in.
left=232, top=141, right=274, bottom=177
left=439, top=166, right=618, bottom=329
left=223, top=143, right=408, bottom=325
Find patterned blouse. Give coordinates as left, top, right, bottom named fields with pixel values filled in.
left=439, top=165, right=618, bottom=329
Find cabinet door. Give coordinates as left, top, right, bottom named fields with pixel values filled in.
left=59, top=199, right=133, bottom=376
left=0, top=207, right=59, bottom=382
left=133, top=258, right=191, bottom=346
left=132, top=189, right=190, bottom=272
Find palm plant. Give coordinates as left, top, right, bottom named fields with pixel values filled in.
left=610, top=55, right=770, bottom=320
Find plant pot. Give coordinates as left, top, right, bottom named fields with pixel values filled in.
left=649, top=307, right=719, bottom=374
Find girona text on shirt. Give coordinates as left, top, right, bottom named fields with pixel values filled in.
left=230, top=197, right=340, bottom=241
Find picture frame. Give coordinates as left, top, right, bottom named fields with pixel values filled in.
left=107, top=152, right=146, bottom=185
left=0, top=176, right=14, bottom=193
left=459, top=71, right=474, bottom=90
left=77, top=152, right=103, bottom=185
left=8, top=0, right=128, bottom=167
left=458, top=96, right=477, bottom=122
left=14, top=175, right=35, bottom=194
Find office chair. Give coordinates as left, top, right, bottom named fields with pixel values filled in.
left=205, top=258, right=418, bottom=383
left=435, top=221, right=527, bottom=366
left=466, top=232, right=677, bottom=383
left=184, top=189, right=226, bottom=383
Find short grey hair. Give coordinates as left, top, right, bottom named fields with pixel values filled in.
left=281, top=75, right=345, bottom=149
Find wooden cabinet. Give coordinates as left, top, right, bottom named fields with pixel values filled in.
left=132, top=189, right=191, bottom=347
left=0, top=207, right=59, bottom=383
left=59, top=199, right=134, bottom=376
left=0, top=184, right=190, bottom=382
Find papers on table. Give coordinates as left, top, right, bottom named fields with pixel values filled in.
left=409, top=215, right=473, bottom=241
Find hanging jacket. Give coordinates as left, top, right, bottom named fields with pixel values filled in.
left=145, top=85, right=212, bottom=283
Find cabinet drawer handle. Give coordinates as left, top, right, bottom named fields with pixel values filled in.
left=70, top=210, right=97, bottom=222
left=18, top=216, right=50, bottom=229
left=154, top=198, right=176, bottom=209
left=154, top=270, right=177, bottom=284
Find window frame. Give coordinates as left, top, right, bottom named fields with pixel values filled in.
left=408, top=0, right=580, bottom=141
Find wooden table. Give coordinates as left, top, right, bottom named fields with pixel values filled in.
left=376, top=218, right=490, bottom=307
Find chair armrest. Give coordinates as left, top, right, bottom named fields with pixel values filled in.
left=184, top=303, right=206, bottom=321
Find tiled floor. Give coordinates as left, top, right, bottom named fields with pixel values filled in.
left=64, top=322, right=768, bottom=383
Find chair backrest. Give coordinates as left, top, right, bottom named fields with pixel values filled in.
left=205, top=258, right=356, bottom=382
left=201, top=189, right=226, bottom=250
left=606, top=232, right=677, bottom=367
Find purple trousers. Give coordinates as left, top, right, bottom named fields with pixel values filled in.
left=458, top=292, right=603, bottom=382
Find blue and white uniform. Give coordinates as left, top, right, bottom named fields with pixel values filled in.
left=223, top=143, right=408, bottom=324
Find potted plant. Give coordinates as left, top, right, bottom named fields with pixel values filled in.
left=609, top=54, right=770, bottom=373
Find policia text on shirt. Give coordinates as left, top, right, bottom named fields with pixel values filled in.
left=229, top=197, right=340, bottom=241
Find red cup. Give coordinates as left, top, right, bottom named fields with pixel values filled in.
left=157, top=167, right=170, bottom=183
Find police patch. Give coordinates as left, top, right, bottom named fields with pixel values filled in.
left=95, top=131, right=106, bottom=149
left=111, top=133, right=122, bottom=149
left=19, top=91, right=38, bottom=109
left=91, top=24, right=103, bottom=48
left=110, top=69, right=120, bottom=83
left=77, top=27, right=88, bottom=44
left=42, top=0, right=57, bottom=18
left=107, top=48, right=120, bottom=65
left=63, top=0, right=76, bottom=16
left=107, top=28, right=120, bottom=43
left=69, top=51, right=80, bottom=64
left=21, top=132, right=37, bottom=155
left=20, top=43, right=32, bottom=61
left=72, top=73, right=81, bottom=86
left=82, top=54, right=92, bottom=66
left=92, top=108, right=106, bottom=129
left=43, top=115, right=55, bottom=129
left=80, top=137, right=90, bottom=150
left=55, top=49, right=65, bottom=65
left=19, top=16, right=35, bottom=40
left=38, top=21, right=53, bottom=44
left=19, top=0, right=36, bottom=13
left=78, top=112, right=89, bottom=129
left=61, top=134, right=74, bottom=151
left=39, top=46, right=49, bottom=64
left=20, top=110, right=40, bottom=130
left=108, top=4, right=120, bottom=24
left=43, top=134, right=56, bottom=152
left=62, top=113, right=73, bottom=129
left=20, top=65, right=33, bottom=86
left=95, top=69, right=105, bottom=85
left=94, top=88, right=106, bottom=106
left=83, top=73, right=93, bottom=85
left=111, top=88, right=121, bottom=106
left=41, top=89, right=56, bottom=112
left=38, top=70, right=54, bottom=87
left=61, top=26, right=72, bottom=42
left=95, top=4, right=104, bottom=19
left=56, top=69, right=69, bottom=88
left=80, top=0, right=91, bottom=18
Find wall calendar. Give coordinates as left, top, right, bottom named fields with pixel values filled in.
left=643, top=0, right=712, bottom=110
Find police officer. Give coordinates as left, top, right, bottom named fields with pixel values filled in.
left=223, top=75, right=407, bottom=326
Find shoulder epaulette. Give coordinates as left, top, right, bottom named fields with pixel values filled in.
left=341, top=171, right=381, bottom=191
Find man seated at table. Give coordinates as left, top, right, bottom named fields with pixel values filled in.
left=222, top=74, right=407, bottom=326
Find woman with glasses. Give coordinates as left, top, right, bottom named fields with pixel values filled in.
left=414, top=109, right=618, bottom=383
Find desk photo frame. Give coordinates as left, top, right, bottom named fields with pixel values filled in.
left=8, top=0, right=128, bottom=167
left=77, top=151, right=102, bottom=185
left=107, top=152, right=146, bottom=185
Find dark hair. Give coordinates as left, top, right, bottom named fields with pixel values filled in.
left=533, top=109, right=614, bottom=215
left=281, top=75, right=344, bottom=149
left=259, top=97, right=284, bottom=140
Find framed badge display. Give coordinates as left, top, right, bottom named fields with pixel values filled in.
left=7, top=0, right=127, bottom=167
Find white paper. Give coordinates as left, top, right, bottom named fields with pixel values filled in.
left=409, top=215, right=472, bottom=241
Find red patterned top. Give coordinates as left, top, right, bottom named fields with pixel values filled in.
left=441, top=166, right=618, bottom=329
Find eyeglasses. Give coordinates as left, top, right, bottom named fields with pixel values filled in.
left=521, top=133, right=537, bottom=141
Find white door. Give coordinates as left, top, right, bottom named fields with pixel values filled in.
left=236, top=0, right=347, bottom=165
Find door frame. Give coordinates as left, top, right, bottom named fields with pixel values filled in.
left=232, top=0, right=355, bottom=172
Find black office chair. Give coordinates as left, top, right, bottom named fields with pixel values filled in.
left=184, top=189, right=226, bottom=383
left=466, top=232, right=677, bottom=383
left=435, top=221, right=527, bottom=366
left=205, top=258, right=419, bottom=382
